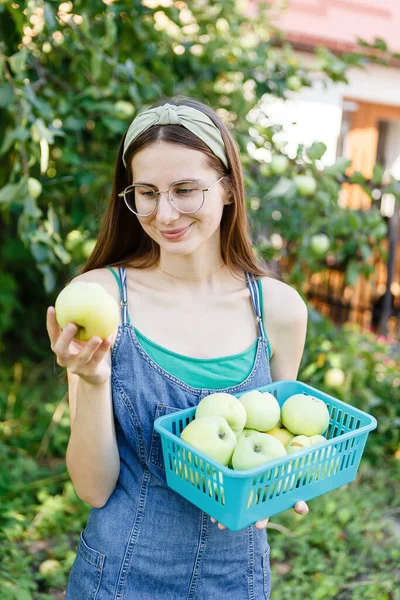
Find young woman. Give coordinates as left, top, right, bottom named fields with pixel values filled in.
left=46, top=96, right=309, bottom=599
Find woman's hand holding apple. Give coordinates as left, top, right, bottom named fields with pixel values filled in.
left=46, top=306, right=113, bottom=386
left=210, top=500, right=309, bottom=530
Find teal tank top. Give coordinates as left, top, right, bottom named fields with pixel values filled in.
left=106, top=266, right=272, bottom=390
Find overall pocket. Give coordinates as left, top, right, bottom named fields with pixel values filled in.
left=262, top=546, right=271, bottom=599
left=149, top=403, right=181, bottom=470
left=66, top=530, right=105, bottom=600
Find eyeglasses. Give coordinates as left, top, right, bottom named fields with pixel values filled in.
left=118, top=176, right=227, bottom=217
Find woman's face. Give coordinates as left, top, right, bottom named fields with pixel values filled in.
left=129, top=142, right=229, bottom=256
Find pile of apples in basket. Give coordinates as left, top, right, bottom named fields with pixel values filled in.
left=180, top=390, right=338, bottom=485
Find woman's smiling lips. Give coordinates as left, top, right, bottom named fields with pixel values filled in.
left=159, top=224, right=192, bottom=240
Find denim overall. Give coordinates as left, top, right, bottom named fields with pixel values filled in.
left=66, top=268, right=273, bottom=600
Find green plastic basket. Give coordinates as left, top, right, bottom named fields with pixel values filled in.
left=154, top=380, right=377, bottom=531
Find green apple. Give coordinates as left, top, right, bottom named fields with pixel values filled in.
left=180, top=416, right=237, bottom=466
left=286, top=434, right=311, bottom=454
left=287, top=434, right=339, bottom=482
left=294, top=174, right=317, bottom=196
left=55, top=281, right=120, bottom=341
left=281, top=393, right=330, bottom=436
left=309, top=434, right=327, bottom=445
left=237, top=428, right=259, bottom=442
left=174, top=456, right=226, bottom=504
left=270, top=154, right=290, bottom=175
left=287, top=75, right=302, bottom=91
left=265, top=426, right=295, bottom=448
left=195, top=392, right=247, bottom=436
left=324, top=367, right=345, bottom=389
left=65, top=229, right=84, bottom=253
left=239, top=390, right=281, bottom=431
left=232, top=432, right=286, bottom=470
left=38, top=559, right=62, bottom=576
left=81, top=238, right=97, bottom=259
left=286, top=435, right=313, bottom=482
left=276, top=462, right=296, bottom=494
left=312, top=441, right=340, bottom=480
left=311, top=233, right=330, bottom=256
left=173, top=458, right=226, bottom=503
left=27, top=177, right=42, bottom=199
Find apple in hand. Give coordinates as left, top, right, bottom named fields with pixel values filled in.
left=281, top=393, right=330, bottom=436
left=195, top=393, right=247, bottom=436
left=240, top=390, right=281, bottom=431
left=265, top=426, right=295, bottom=448
left=180, top=416, right=237, bottom=466
left=55, top=281, right=119, bottom=341
left=232, top=432, right=287, bottom=470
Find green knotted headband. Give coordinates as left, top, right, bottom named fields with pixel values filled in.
left=122, top=103, right=229, bottom=170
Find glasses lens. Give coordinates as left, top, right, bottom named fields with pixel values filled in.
left=125, top=185, right=157, bottom=216
left=170, top=182, right=203, bottom=213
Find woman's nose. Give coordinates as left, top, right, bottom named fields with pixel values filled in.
left=155, top=192, right=180, bottom=224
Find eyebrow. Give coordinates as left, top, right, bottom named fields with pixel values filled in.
left=133, top=178, right=205, bottom=187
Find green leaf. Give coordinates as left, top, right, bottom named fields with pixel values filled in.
left=53, top=243, right=72, bottom=264
left=374, top=38, right=388, bottom=52
left=266, top=177, right=297, bottom=199
left=0, top=128, right=17, bottom=157
left=350, top=171, right=365, bottom=185
left=23, top=196, right=43, bottom=219
left=323, top=157, right=351, bottom=177
left=43, top=2, right=57, bottom=31
left=0, top=82, right=14, bottom=107
left=37, top=262, right=56, bottom=293
left=8, top=47, right=28, bottom=75
left=0, top=183, right=19, bottom=205
left=360, top=244, right=372, bottom=261
left=345, top=260, right=361, bottom=286
left=15, top=588, right=33, bottom=600
left=90, top=50, right=103, bottom=81
left=31, top=241, right=51, bottom=263
left=307, top=142, right=327, bottom=161
left=101, top=116, right=126, bottom=134
left=372, top=163, right=384, bottom=185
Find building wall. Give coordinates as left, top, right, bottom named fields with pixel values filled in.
left=260, top=52, right=400, bottom=167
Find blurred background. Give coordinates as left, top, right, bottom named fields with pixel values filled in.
left=0, top=1, right=399, bottom=598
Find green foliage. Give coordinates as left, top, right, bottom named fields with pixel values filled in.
left=0, top=0, right=398, bottom=363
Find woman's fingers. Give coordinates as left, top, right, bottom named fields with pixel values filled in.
left=255, top=518, right=269, bottom=529
left=66, top=336, right=104, bottom=371
left=46, top=306, right=62, bottom=348
left=293, top=501, right=309, bottom=515
left=210, top=517, right=226, bottom=530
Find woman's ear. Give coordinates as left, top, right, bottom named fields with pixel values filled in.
left=223, top=191, right=234, bottom=205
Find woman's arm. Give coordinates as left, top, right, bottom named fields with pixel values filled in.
left=66, top=367, right=120, bottom=508
left=261, top=277, right=308, bottom=382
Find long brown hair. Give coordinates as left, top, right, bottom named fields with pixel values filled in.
left=80, top=95, right=269, bottom=279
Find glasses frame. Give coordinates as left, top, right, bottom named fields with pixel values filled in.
left=118, top=175, right=228, bottom=217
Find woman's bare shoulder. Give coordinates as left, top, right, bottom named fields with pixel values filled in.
left=260, top=275, right=308, bottom=325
